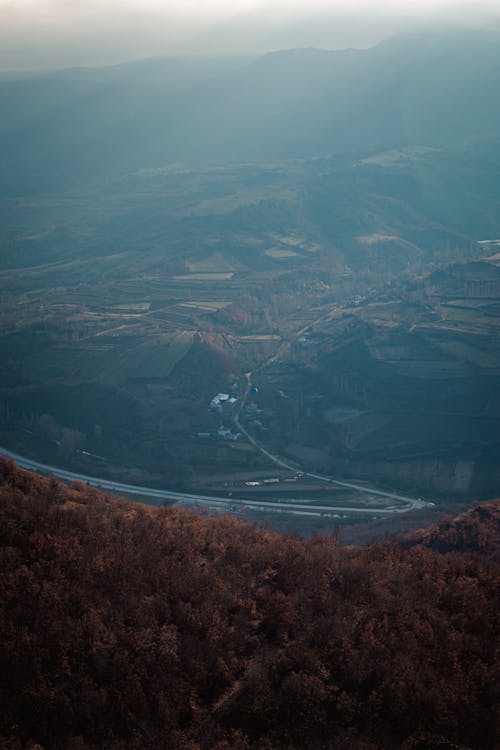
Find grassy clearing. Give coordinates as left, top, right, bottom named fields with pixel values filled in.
left=161, top=331, right=195, bottom=375
left=359, top=146, right=439, bottom=166
left=227, top=442, right=255, bottom=452
left=239, top=334, right=281, bottom=342
left=101, top=331, right=194, bottom=381
left=267, top=234, right=321, bottom=253
left=187, top=252, right=241, bottom=273
left=445, top=298, right=500, bottom=309
left=434, top=340, right=500, bottom=368
left=357, top=233, right=401, bottom=245
left=173, top=272, right=234, bottom=281
left=178, top=301, right=231, bottom=312
left=94, top=324, right=142, bottom=338
left=264, top=247, right=300, bottom=259
left=271, top=234, right=307, bottom=247
left=111, top=302, right=151, bottom=312
left=440, top=305, right=500, bottom=327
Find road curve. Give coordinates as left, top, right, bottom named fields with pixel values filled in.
left=233, top=318, right=433, bottom=513
left=0, top=446, right=416, bottom=517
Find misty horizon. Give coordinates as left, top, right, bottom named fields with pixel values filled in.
left=1, top=0, right=499, bottom=71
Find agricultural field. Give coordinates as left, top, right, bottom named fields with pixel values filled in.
left=1, top=151, right=500, bottom=516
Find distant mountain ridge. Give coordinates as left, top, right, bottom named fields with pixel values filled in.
left=1, top=28, right=499, bottom=190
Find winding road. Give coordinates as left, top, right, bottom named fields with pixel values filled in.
left=0, top=302, right=434, bottom=518
left=0, top=300, right=434, bottom=518
left=233, top=375, right=430, bottom=512
left=232, top=306, right=433, bottom=513
left=0, top=446, right=429, bottom=517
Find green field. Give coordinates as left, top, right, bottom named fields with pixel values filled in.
left=434, top=340, right=500, bottom=368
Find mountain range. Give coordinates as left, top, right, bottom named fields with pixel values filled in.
left=1, top=29, right=500, bottom=190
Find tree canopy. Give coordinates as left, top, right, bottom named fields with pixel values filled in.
left=0, top=459, right=498, bottom=750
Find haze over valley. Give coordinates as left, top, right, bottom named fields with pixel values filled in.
left=1, top=24, right=500, bottom=534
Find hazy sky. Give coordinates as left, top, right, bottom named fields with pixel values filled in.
left=1, top=0, right=499, bottom=69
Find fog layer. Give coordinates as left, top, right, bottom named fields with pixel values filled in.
left=0, top=0, right=499, bottom=69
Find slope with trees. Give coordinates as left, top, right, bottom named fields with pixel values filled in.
left=0, top=459, right=498, bottom=750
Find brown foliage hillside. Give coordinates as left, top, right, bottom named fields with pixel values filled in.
left=0, top=459, right=498, bottom=750
left=405, top=500, right=500, bottom=561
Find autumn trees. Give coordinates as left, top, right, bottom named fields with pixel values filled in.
left=0, top=459, right=498, bottom=750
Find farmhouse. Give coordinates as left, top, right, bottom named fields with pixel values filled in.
left=217, top=427, right=241, bottom=442
left=208, top=393, right=238, bottom=414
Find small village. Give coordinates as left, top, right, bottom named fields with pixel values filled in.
left=195, top=383, right=269, bottom=444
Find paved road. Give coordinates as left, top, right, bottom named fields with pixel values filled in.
left=0, top=446, right=418, bottom=517
left=233, top=310, right=434, bottom=513
left=0, top=305, right=433, bottom=518
left=234, top=389, right=429, bottom=511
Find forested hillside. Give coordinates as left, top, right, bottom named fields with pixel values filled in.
left=1, top=459, right=498, bottom=750
left=406, top=499, right=500, bottom=561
